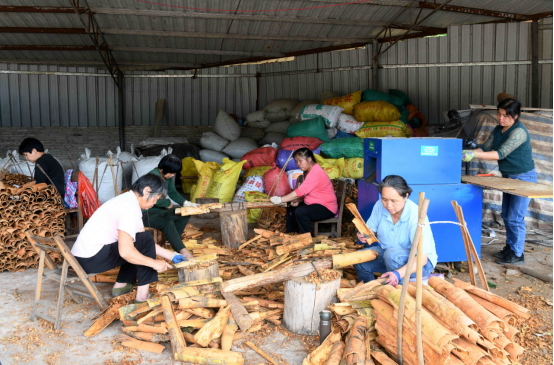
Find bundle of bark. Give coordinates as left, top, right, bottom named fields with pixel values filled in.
left=1, top=172, right=33, bottom=186
left=326, top=276, right=528, bottom=365
left=257, top=206, right=287, bottom=231
left=0, top=181, right=65, bottom=272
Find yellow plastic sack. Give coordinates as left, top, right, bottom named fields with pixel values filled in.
left=205, top=158, right=247, bottom=203
left=191, top=160, right=220, bottom=203
left=343, top=158, right=364, bottom=179
left=190, top=184, right=196, bottom=200
left=355, top=121, right=410, bottom=139
left=244, top=166, right=272, bottom=178
left=324, top=91, right=361, bottom=115
left=245, top=191, right=268, bottom=223
left=180, top=157, right=198, bottom=194
left=314, top=154, right=345, bottom=180
left=353, top=101, right=400, bottom=123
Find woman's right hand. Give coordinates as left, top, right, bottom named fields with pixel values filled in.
left=357, top=232, right=368, bottom=243
left=152, top=260, right=172, bottom=273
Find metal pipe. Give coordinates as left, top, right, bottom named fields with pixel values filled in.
left=118, top=72, right=125, bottom=151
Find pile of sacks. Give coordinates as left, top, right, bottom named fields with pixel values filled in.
left=199, top=110, right=259, bottom=165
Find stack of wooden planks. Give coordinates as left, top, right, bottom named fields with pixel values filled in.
left=0, top=180, right=65, bottom=272
left=308, top=276, right=529, bottom=365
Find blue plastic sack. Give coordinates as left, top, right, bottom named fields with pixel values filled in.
left=276, top=147, right=321, bottom=171
left=333, top=130, right=358, bottom=139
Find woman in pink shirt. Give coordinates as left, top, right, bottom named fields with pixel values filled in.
left=270, top=148, right=338, bottom=236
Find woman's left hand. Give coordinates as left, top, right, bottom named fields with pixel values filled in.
left=381, top=271, right=401, bottom=286
left=291, top=201, right=299, bottom=207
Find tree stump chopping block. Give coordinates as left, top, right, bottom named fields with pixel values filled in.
left=283, top=276, right=341, bottom=335
left=196, top=198, right=220, bottom=219
left=178, top=260, right=219, bottom=283
left=219, top=209, right=248, bottom=249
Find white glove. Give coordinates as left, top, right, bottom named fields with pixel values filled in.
left=270, top=196, right=282, bottom=205
left=183, top=201, right=198, bottom=208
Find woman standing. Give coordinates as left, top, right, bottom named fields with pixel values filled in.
left=269, top=148, right=338, bottom=237
left=462, top=98, right=536, bottom=264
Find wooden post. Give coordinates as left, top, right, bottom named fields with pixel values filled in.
left=153, top=99, right=165, bottom=137
left=178, top=260, right=219, bottom=283
left=220, top=209, right=248, bottom=249
left=372, top=39, right=379, bottom=90
left=283, top=275, right=341, bottom=335
left=196, top=197, right=220, bottom=219
left=531, top=20, right=540, bottom=108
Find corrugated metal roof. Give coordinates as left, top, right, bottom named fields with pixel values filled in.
left=0, top=0, right=551, bottom=70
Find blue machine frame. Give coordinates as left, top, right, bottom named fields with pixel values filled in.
left=358, top=137, right=483, bottom=263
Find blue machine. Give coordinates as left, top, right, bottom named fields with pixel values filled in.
left=358, top=138, right=483, bottom=263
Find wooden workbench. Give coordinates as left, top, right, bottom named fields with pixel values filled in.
left=175, top=202, right=283, bottom=216
left=462, top=176, right=553, bottom=199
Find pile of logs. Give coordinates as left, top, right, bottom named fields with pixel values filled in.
left=308, top=276, right=529, bottom=365
left=0, top=180, right=65, bottom=272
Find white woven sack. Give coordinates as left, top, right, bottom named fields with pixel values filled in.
left=113, top=146, right=138, bottom=191
left=199, top=150, right=229, bottom=165
left=246, top=110, right=267, bottom=123
left=287, top=169, right=303, bottom=190
left=264, top=99, right=299, bottom=122
left=337, top=113, right=364, bottom=134
left=289, top=100, right=319, bottom=124
left=298, top=104, right=344, bottom=128
left=327, top=127, right=338, bottom=139
left=200, top=131, right=229, bottom=152
left=79, top=148, right=124, bottom=204
left=222, top=138, right=258, bottom=159
left=214, top=109, right=241, bottom=141
left=131, top=148, right=171, bottom=185
left=233, top=175, right=264, bottom=202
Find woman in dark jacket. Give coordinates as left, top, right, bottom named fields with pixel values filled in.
left=462, top=98, right=536, bottom=265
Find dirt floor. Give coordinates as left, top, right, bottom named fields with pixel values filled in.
left=0, top=216, right=552, bottom=365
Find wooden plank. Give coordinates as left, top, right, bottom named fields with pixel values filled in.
left=462, top=176, right=553, bottom=198
left=211, top=202, right=284, bottom=212
left=153, top=98, right=165, bottom=137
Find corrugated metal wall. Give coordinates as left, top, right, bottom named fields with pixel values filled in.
left=0, top=20, right=552, bottom=128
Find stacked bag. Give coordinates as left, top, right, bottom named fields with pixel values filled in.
left=244, top=99, right=301, bottom=146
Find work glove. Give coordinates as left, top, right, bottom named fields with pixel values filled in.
left=183, top=201, right=198, bottom=208
left=462, top=150, right=477, bottom=162
left=270, top=196, right=282, bottom=205
left=381, top=271, right=401, bottom=286
left=171, top=252, right=188, bottom=264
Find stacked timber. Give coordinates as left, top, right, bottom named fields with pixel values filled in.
left=0, top=179, right=65, bottom=272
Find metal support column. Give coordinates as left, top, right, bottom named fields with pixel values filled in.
left=531, top=19, right=540, bottom=108
left=372, top=39, right=379, bottom=90
left=118, top=72, right=125, bottom=150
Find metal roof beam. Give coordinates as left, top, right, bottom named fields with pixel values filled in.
left=0, top=26, right=369, bottom=42
left=67, top=0, right=121, bottom=87
left=0, top=6, right=85, bottom=13
left=417, top=2, right=537, bottom=20
left=0, top=44, right=284, bottom=57
left=0, top=58, right=198, bottom=70
left=378, top=30, right=445, bottom=43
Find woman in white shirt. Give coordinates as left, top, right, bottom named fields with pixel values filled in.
left=71, top=174, right=187, bottom=303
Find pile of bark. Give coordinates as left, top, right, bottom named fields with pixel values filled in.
left=257, top=206, right=287, bottom=231
left=309, top=276, right=529, bottom=365
left=0, top=180, right=65, bottom=272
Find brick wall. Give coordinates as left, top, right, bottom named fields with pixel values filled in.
left=0, top=126, right=212, bottom=170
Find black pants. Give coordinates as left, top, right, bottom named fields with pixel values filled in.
left=286, top=203, right=335, bottom=237
left=143, top=207, right=190, bottom=252
left=76, top=232, right=158, bottom=286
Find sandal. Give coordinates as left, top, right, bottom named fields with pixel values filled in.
left=112, top=283, right=133, bottom=298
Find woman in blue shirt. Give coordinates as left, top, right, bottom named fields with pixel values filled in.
left=354, top=175, right=437, bottom=285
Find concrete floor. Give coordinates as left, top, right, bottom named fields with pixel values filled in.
left=0, top=217, right=551, bottom=365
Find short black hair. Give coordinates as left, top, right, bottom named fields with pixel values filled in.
left=377, top=175, right=412, bottom=198
left=19, top=138, right=44, bottom=154
left=497, top=98, right=521, bottom=122
left=132, top=173, right=168, bottom=200
left=158, top=154, right=182, bottom=174
left=293, top=148, right=316, bottom=163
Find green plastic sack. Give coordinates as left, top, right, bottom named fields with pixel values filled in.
left=408, top=117, right=421, bottom=128
left=286, top=116, right=329, bottom=142
left=361, top=89, right=403, bottom=109
left=389, top=89, right=412, bottom=106
left=399, top=108, right=409, bottom=124
left=320, top=138, right=364, bottom=159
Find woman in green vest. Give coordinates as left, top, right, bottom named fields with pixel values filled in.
left=462, top=99, right=536, bottom=265
left=143, top=154, right=196, bottom=261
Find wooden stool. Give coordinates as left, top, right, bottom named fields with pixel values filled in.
left=283, top=275, right=341, bottom=335
left=26, top=231, right=108, bottom=330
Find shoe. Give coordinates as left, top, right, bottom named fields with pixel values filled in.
left=112, top=283, right=133, bottom=298
left=495, top=252, right=525, bottom=265
left=494, top=245, right=512, bottom=259
left=134, top=293, right=154, bottom=304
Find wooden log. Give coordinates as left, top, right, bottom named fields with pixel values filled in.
left=333, top=250, right=379, bottom=269
left=161, top=295, right=187, bottom=357
left=275, top=234, right=314, bottom=255
left=283, top=275, right=341, bottom=335
left=220, top=209, right=248, bottom=249
left=179, top=298, right=228, bottom=309
left=220, top=259, right=333, bottom=293
left=178, top=260, right=219, bottom=283
left=196, top=198, right=220, bottom=219
left=194, top=306, right=231, bottom=347
left=221, top=291, right=254, bottom=333
left=174, top=347, right=244, bottom=365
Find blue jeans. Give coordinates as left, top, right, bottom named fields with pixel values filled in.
left=354, top=243, right=434, bottom=284
left=501, top=169, right=537, bottom=257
